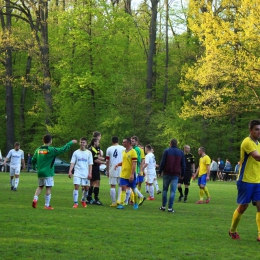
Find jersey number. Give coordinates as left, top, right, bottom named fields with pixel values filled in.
left=113, top=149, right=118, bottom=158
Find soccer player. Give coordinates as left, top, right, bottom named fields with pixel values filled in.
left=177, top=145, right=195, bottom=203
left=68, top=137, right=93, bottom=208
left=87, top=137, right=105, bottom=205
left=131, top=136, right=146, bottom=205
left=158, top=139, right=185, bottom=213
left=193, top=147, right=211, bottom=204
left=106, top=136, right=125, bottom=207
left=31, top=134, right=77, bottom=209
left=229, top=119, right=260, bottom=241
left=142, top=144, right=156, bottom=200
left=115, top=138, right=139, bottom=210
left=4, top=142, right=26, bottom=191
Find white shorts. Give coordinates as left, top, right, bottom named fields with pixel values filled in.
left=73, top=176, right=90, bottom=186
left=10, top=166, right=21, bottom=176
left=38, top=177, right=54, bottom=187
left=146, top=174, right=156, bottom=184
left=109, top=177, right=120, bottom=186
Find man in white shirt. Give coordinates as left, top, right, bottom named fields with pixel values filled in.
left=4, top=142, right=25, bottom=191
left=143, top=144, right=157, bottom=200
left=106, top=136, right=125, bottom=207
left=68, top=137, right=93, bottom=208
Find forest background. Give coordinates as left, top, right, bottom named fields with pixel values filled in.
left=1, top=0, right=259, bottom=167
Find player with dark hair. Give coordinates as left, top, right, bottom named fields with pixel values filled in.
left=229, top=119, right=260, bottom=241
left=31, top=134, right=77, bottom=209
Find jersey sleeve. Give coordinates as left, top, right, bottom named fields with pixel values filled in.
left=206, top=156, right=211, bottom=165
left=242, top=138, right=257, bottom=154
left=51, top=141, right=74, bottom=156
left=70, top=151, right=77, bottom=164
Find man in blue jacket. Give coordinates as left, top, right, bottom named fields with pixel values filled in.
left=158, top=139, right=186, bottom=213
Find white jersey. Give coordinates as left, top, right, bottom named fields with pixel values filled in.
left=70, top=149, right=93, bottom=178
left=6, top=149, right=24, bottom=167
left=106, top=144, right=125, bottom=177
left=145, top=152, right=156, bottom=175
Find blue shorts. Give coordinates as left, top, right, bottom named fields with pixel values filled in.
left=237, top=181, right=260, bottom=204
left=198, top=174, right=207, bottom=186
left=136, top=175, right=144, bottom=183
left=119, top=177, right=136, bottom=189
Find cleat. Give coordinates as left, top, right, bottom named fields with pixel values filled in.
left=110, top=203, right=117, bottom=207
left=32, top=199, right=37, bottom=208
left=117, top=204, right=124, bottom=209
left=257, top=238, right=260, bottom=242
left=157, top=190, right=162, bottom=194
left=89, top=199, right=95, bottom=204
left=147, top=197, right=155, bottom=200
left=196, top=200, right=204, bottom=204
left=205, top=197, right=211, bottom=203
left=159, top=206, right=166, bottom=211
left=139, top=196, right=146, bottom=206
left=184, top=197, right=187, bottom=203
left=146, top=190, right=149, bottom=194
left=129, top=200, right=134, bottom=205
left=13, top=187, right=17, bottom=191
left=168, top=208, right=175, bottom=213
left=116, top=200, right=121, bottom=205
left=178, top=195, right=183, bottom=202
left=73, top=204, right=78, bottom=208
left=229, top=231, right=240, bottom=240
left=11, top=186, right=14, bottom=190
left=81, top=201, right=87, bottom=208
left=133, top=203, right=139, bottom=210
left=93, top=200, right=103, bottom=206
left=123, top=202, right=128, bottom=206
left=44, top=205, right=54, bottom=210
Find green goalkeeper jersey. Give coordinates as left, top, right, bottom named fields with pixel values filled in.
left=32, top=141, right=74, bottom=178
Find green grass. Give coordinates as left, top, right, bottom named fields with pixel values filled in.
left=0, top=172, right=259, bottom=260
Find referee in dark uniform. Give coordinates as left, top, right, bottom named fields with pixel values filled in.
left=177, top=145, right=195, bottom=203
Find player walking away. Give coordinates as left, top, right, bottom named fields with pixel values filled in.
left=68, top=137, right=93, bottom=208
left=31, top=134, right=77, bottom=210
left=131, top=136, right=146, bottom=206
left=106, top=136, right=125, bottom=207
left=87, top=137, right=106, bottom=205
left=4, top=142, right=26, bottom=191
left=192, top=147, right=211, bottom=204
left=177, top=145, right=195, bottom=203
left=115, top=138, right=139, bottom=210
left=142, top=144, right=156, bottom=200
left=229, top=120, right=260, bottom=241
left=217, top=157, right=224, bottom=181
left=158, top=139, right=186, bottom=213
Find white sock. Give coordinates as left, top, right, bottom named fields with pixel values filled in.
left=145, top=184, right=149, bottom=192
left=110, top=188, right=116, bottom=204
left=154, top=179, right=159, bottom=192
left=125, top=189, right=131, bottom=203
left=117, top=186, right=121, bottom=202
left=45, top=194, right=51, bottom=207
left=84, top=190, right=88, bottom=201
left=149, top=185, right=154, bottom=198
left=135, top=188, right=143, bottom=198
left=33, top=196, right=38, bottom=201
left=12, top=178, right=15, bottom=187
left=14, top=178, right=19, bottom=188
left=73, top=190, right=78, bottom=204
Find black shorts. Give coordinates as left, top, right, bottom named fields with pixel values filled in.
left=91, top=169, right=100, bottom=181
left=178, top=173, right=192, bottom=186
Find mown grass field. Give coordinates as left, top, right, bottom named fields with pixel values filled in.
left=0, top=172, right=259, bottom=260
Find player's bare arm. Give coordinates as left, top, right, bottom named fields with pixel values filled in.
left=68, top=163, right=75, bottom=178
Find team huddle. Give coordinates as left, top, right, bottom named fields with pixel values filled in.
left=4, top=119, right=260, bottom=242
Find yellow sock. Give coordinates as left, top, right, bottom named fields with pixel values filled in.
left=256, top=212, right=260, bottom=238
left=134, top=191, right=138, bottom=204
left=230, top=209, right=242, bottom=233
left=120, top=190, right=126, bottom=204
left=130, top=191, right=135, bottom=202
left=204, top=187, right=210, bottom=198
left=138, top=186, right=141, bottom=191
left=199, top=188, right=204, bottom=200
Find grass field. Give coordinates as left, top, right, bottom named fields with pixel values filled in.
left=0, top=172, right=259, bottom=260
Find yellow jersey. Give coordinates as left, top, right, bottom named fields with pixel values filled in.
left=120, top=148, right=137, bottom=179
left=198, top=155, right=211, bottom=177
left=238, top=137, right=260, bottom=183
